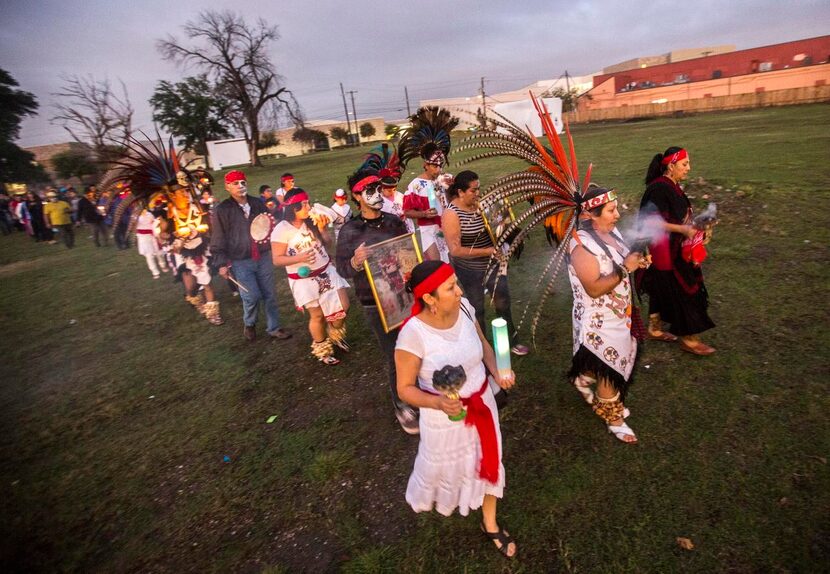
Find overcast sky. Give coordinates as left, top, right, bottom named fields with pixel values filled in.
left=2, top=0, right=828, bottom=147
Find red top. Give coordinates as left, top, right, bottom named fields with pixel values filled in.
left=403, top=192, right=441, bottom=227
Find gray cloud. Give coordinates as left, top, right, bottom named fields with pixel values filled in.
left=2, top=0, right=827, bottom=147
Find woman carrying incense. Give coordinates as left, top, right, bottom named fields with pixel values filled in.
left=639, top=146, right=716, bottom=355
left=568, top=186, right=649, bottom=444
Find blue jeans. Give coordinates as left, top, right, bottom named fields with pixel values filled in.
left=231, top=256, right=282, bottom=333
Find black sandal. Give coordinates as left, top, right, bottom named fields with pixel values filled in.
left=480, top=522, right=517, bottom=559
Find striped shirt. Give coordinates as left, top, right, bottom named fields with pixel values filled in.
left=447, top=203, right=493, bottom=270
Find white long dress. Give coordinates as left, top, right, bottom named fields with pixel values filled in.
left=395, top=298, right=505, bottom=516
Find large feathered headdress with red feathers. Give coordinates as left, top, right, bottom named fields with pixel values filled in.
left=454, top=94, right=592, bottom=340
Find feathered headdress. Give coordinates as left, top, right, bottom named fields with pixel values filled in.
left=397, top=106, right=459, bottom=168
left=454, top=94, right=592, bottom=341
left=356, top=143, right=402, bottom=185
left=97, top=133, right=201, bottom=233
left=107, top=133, right=192, bottom=202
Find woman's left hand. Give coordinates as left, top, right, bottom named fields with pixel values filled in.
left=495, top=370, right=516, bottom=390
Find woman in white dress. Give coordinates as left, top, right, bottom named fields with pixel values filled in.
left=135, top=208, right=168, bottom=278
left=395, top=260, right=517, bottom=558
left=272, top=189, right=351, bottom=365
left=567, top=186, right=650, bottom=443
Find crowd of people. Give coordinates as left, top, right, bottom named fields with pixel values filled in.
left=5, top=107, right=717, bottom=559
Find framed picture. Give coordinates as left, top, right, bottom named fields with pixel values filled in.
left=363, top=233, right=423, bottom=332
left=480, top=200, right=517, bottom=244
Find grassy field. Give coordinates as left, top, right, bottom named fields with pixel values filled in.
left=1, top=104, right=829, bottom=573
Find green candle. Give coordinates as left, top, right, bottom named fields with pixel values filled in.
left=491, top=318, right=512, bottom=378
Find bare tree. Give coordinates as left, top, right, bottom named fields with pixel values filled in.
left=157, top=10, right=302, bottom=166
left=50, top=75, right=133, bottom=161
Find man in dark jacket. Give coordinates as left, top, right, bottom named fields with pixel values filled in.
left=211, top=170, right=291, bottom=342
left=335, top=175, right=418, bottom=434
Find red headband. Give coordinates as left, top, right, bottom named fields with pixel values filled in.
left=661, top=149, right=688, bottom=165
left=404, top=263, right=455, bottom=325
left=280, top=175, right=294, bottom=183
left=581, top=189, right=618, bottom=211
left=225, top=170, right=246, bottom=184
left=282, top=191, right=309, bottom=205
left=353, top=175, right=380, bottom=192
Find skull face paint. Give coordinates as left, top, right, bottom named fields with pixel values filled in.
left=363, top=184, right=384, bottom=210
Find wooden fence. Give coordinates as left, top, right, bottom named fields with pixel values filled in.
left=565, top=85, right=830, bottom=123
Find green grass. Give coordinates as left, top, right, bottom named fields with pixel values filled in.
left=1, top=104, right=829, bottom=572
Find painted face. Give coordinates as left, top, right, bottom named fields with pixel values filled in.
left=361, top=185, right=384, bottom=210
left=590, top=200, right=620, bottom=233
left=424, top=163, right=442, bottom=180
left=226, top=180, right=248, bottom=200
left=172, top=187, right=192, bottom=210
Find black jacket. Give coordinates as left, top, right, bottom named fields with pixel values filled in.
left=335, top=213, right=409, bottom=306
left=210, top=195, right=271, bottom=268
left=77, top=197, right=102, bottom=223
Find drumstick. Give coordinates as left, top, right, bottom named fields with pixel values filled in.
left=227, top=274, right=250, bottom=293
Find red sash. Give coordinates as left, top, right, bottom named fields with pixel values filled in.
left=287, top=264, right=328, bottom=280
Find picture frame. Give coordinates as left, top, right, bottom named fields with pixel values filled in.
left=363, top=232, right=423, bottom=332
left=480, top=200, right=517, bottom=244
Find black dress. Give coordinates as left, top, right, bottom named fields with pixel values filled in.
left=638, top=176, right=715, bottom=336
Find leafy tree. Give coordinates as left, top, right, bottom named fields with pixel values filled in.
left=329, top=126, right=349, bottom=145
left=258, top=131, right=280, bottom=149
left=384, top=124, right=399, bottom=138
left=0, top=69, right=49, bottom=184
left=158, top=10, right=303, bottom=166
left=359, top=122, right=376, bottom=139
left=150, top=75, right=232, bottom=157
left=0, top=69, right=38, bottom=142
left=292, top=127, right=328, bottom=151
left=0, top=142, right=49, bottom=184
left=50, top=75, right=133, bottom=160
left=544, top=87, right=591, bottom=113
left=51, top=148, right=98, bottom=180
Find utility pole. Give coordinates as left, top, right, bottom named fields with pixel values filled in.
left=404, top=86, right=412, bottom=117
left=347, top=90, right=359, bottom=145
left=479, top=76, right=486, bottom=121
left=565, top=70, right=571, bottom=94
left=340, top=82, right=352, bottom=137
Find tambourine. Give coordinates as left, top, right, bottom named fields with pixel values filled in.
left=250, top=212, right=276, bottom=244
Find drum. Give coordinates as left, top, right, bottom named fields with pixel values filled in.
left=250, top=212, right=276, bottom=244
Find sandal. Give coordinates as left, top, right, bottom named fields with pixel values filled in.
left=311, top=338, right=340, bottom=366
left=607, top=421, right=638, bottom=443
left=679, top=339, right=716, bottom=356
left=480, top=522, right=517, bottom=559
left=594, top=393, right=636, bottom=443
left=647, top=330, right=678, bottom=342
left=648, top=315, right=678, bottom=342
